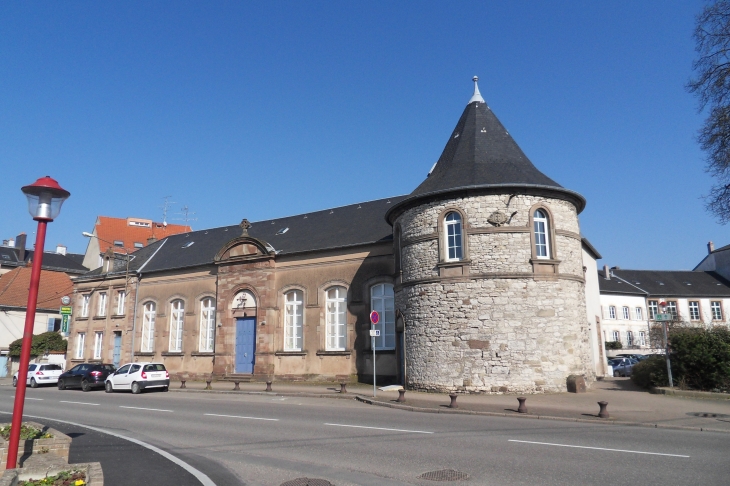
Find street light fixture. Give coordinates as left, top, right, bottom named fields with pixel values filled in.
left=7, top=176, right=70, bottom=469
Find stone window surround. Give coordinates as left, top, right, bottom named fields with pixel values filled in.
left=528, top=203, right=560, bottom=275
left=436, top=206, right=470, bottom=263
left=319, top=281, right=350, bottom=352
left=367, top=280, right=396, bottom=351
left=711, top=300, right=724, bottom=321
left=688, top=301, right=701, bottom=321
left=169, top=299, right=185, bottom=353
left=281, top=286, right=305, bottom=352
left=199, top=295, right=216, bottom=353
left=140, top=300, right=157, bottom=353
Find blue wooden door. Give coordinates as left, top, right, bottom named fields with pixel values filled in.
left=235, top=317, right=256, bottom=373
left=113, top=333, right=122, bottom=367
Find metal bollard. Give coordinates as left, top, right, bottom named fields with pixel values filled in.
left=340, top=382, right=347, bottom=394
left=265, top=381, right=272, bottom=392
left=517, top=397, right=527, bottom=414
left=205, top=377, right=212, bottom=390
left=597, top=401, right=609, bottom=419
left=233, top=381, right=240, bottom=391
left=397, top=389, right=406, bottom=403
left=449, top=393, right=458, bottom=409
left=180, top=380, right=186, bottom=389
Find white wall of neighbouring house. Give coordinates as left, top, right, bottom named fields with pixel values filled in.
left=582, top=248, right=609, bottom=377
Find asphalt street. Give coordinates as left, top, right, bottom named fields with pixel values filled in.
left=1, top=385, right=728, bottom=485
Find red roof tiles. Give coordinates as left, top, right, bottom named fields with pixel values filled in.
left=93, top=216, right=191, bottom=254
left=0, top=267, right=74, bottom=310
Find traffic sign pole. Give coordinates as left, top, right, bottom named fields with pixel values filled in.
left=370, top=311, right=380, bottom=397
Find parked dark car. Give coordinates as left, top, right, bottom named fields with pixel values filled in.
left=58, top=363, right=116, bottom=392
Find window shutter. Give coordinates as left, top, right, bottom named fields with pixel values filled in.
left=601, top=306, right=608, bottom=319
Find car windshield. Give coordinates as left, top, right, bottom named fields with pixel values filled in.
left=43, top=364, right=62, bottom=371
left=102, top=365, right=115, bottom=371
left=143, top=364, right=166, bottom=372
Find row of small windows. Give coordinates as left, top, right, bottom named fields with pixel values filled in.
left=139, top=298, right=216, bottom=354
left=610, top=330, right=646, bottom=347
left=80, top=291, right=126, bottom=318
left=608, top=301, right=724, bottom=321
left=441, top=209, right=553, bottom=262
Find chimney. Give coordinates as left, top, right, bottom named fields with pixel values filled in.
left=147, top=236, right=157, bottom=245
left=603, top=264, right=610, bottom=280
left=2, top=240, right=7, bottom=246
left=8, top=239, right=14, bottom=247
left=15, top=233, right=27, bottom=262
left=56, top=244, right=67, bottom=255
left=708, top=241, right=715, bottom=254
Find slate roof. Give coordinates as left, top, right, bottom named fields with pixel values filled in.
left=598, top=269, right=730, bottom=298
left=0, top=246, right=88, bottom=274
left=75, top=196, right=405, bottom=279
left=0, top=267, right=74, bottom=311
left=387, top=81, right=585, bottom=223
left=92, top=216, right=192, bottom=255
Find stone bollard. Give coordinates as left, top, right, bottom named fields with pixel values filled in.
left=180, top=379, right=186, bottom=389
left=397, top=389, right=406, bottom=403
left=205, top=376, right=212, bottom=390
left=340, top=382, right=347, bottom=394
left=449, top=393, right=458, bottom=409
left=265, top=381, right=273, bottom=392
left=517, top=397, right=527, bottom=414
left=233, top=381, right=240, bottom=391
left=597, top=401, right=609, bottom=419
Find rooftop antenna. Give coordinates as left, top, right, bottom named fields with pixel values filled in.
left=160, top=196, right=176, bottom=226
left=173, top=205, right=197, bottom=230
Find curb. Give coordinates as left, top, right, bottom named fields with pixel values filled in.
left=650, top=387, right=730, bottom=400
left=167, top=386, right=730, bottom=434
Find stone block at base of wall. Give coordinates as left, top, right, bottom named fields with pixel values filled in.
left=566, top=375, right=587, bottom=393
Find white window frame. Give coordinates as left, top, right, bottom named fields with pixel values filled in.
left=97, top=292, right=107, bottom=317
left=81, top=294, right=90, bottom=317
left=116, top=290, right=126, bottom=315
left=533, top=209, right=550, bottom=259
left=612, top=330, right=620, bottom=342
left=325, top=286, right=347, bottom=351
left=648, top=300, right=658, bottom=320
left=199, top=298, right=215, bottom=352
left=444, top=212, right=463, bottom=262
left=371, top=283, right=395, bottom=350
left=711, top=301, right=723, bottom=321
left=626, top=330, right=633, bottom=347
left=639, top=331, right=646, bottom=347
left=284, top=290, right=304, bottom=351
left=76, top=333, right=85, bottom=359
left=169, top=300, right=184, bottom=352
left=609, top=306, right=616, bottom=319
left=93, top=331, right=103, bottom=359
left=666, top=301, right=678, bottom=319
left=141, top=302, right=156, bottom=352
left=635, top=307, right=643, bottom=321
left=689, top=301, right=700, bottom=321
left=622, top=306, right=630, bottom=320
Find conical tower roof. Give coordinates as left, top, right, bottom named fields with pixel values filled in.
left=387, top=78, right=585, bottom=223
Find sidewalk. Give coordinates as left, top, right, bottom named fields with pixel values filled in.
left=170, top=377, right=730, bottom=433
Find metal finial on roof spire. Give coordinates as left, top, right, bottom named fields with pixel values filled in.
left=468, top=76, right=485, bottom=104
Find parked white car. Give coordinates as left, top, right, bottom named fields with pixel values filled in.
left=104, top=362, right=170, bottom=394
left=13, top=363, right=64, bottom=388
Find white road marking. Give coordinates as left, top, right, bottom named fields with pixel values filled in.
left=119, top=406, right=173, bottom=413
left=10, top=396, right=43, bottom=401
left=508, top=440, right=690, bottom=458
left=59, top=401, right=99, bottom=406
left=324, top=423, right=434, bottom=434
left=0, top=411, right=215, bottom=486
left=204, top=413, right=278, bottom=421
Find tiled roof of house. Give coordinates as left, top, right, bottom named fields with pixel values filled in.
left=386, top=79, right=585, bottom=223
left=0, top=267, right=74, bottom=311
left=598, top=269, right=730, bottom=298
left=93, top=216, right=192, bottom=254
left=76, top=196, right=406, bottom=279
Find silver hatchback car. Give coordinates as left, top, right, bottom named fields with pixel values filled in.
left=104, top=362, right=170, bottom=394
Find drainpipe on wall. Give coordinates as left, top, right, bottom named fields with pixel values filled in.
left=130, top=273, right=141, bottom=362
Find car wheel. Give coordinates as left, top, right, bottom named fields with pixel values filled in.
left=30, top=378, right=38, bottom=388
left=12, top=377, right=17, bottom=387
left=105, top=381, right=113, bottom=393
left=81, top=379, right=91, bottom=392
left=613, top=371, right=620, bottom=377
left=57, top=379, right=66, bottom=390
left=162, top=386, right=169, bottom=392
left=131, top=382, right=141, bottom=394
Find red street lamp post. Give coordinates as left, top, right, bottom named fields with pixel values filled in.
left=6, top=176, right=69, bottom=469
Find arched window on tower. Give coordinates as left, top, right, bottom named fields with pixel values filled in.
left=533, top=209, right=551, bottom=259
left=444, top=212, right=463, bottom=261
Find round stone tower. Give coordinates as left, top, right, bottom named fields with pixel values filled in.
left=386, top=78, right=593, bottom=394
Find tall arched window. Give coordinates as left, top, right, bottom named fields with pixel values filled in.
left=199, top=298, right=215, bottom=352
left=326, top=286, right=347, bottom=351
left=371, top=283, right=395, bottom=350
left=169, top=300, right=184, bottom=352
left=533, top=209, right=550, bottom=259
left=444, top=212, right=463, bottom=261
left=284, top=290, right=303, bottom=351
left=141, top=302, right=156, bottom=352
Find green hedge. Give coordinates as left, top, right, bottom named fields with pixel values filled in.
left=605, top=341, right=622, bottom=350
left=8, top=331, right=67, bottom=357
left=630, top=355, right=669, bottom=388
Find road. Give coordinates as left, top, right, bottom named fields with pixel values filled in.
left=1, top=385, right=728, bottom=485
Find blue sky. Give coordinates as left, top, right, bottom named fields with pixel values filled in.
left=0, top=1, right=719, bottom=270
